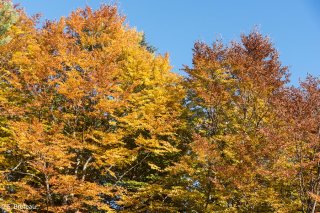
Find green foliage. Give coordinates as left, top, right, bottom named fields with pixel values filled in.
left=139, top=33, right=157, bottom=53
left=0, top=0, right=18, bottom=45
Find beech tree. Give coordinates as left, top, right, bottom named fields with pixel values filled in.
left=160, top=32, right=292, bottom=212
left=0, top=5, right=184, bottom=212
left=277, top=76, right=320, bottom=212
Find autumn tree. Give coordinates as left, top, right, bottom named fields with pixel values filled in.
left=152, top=31, right=293, bottom=212
left=276, top=76, right=320, bottom=212
left=0, top=5, right=184, bottom=212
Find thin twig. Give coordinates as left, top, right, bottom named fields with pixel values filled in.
left=114, top=153, right=150, bottom=186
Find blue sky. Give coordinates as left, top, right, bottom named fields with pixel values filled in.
left=13, top=0, right=320, bottom=85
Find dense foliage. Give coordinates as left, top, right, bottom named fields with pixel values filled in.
left=0, top=3, right=319, bottom=213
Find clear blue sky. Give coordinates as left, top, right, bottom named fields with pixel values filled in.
left=13, top=0, right=320, bottom=85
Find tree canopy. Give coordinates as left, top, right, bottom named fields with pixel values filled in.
left=0, top=3, right=319, bottom=213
